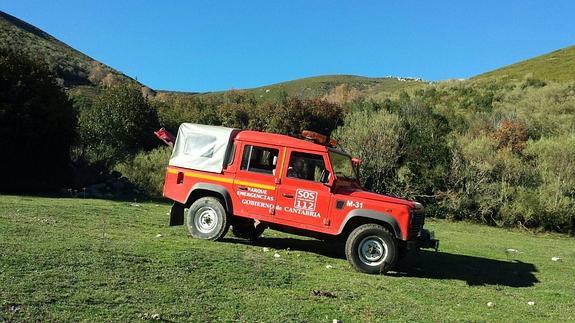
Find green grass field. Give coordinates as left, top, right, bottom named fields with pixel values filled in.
left=1, top=195, right=574, bottom=322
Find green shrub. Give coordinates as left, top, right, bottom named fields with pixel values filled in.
left=333, top=100, right=451, bottom=215
left=78, top=83, right=160, bottom=166
left=155, top=95, right=221, bottom=132
left=114, top=147, right=172, bottom=197
left=155, top=91, right=343, bottom=137
left=332, top=108, right=405, bottom=194
left=261, top=97, right=343, bottom=136
left=390, top=101, right=451, bottom=202
left=524, top=135, right=575, bottom=232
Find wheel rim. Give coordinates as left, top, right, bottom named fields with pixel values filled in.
left=358, top=235, right=388, bottom=266
left=195, top=206, right=218, bottom=233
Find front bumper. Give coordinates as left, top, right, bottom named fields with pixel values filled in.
left=407, top=229, right=439, bottom=251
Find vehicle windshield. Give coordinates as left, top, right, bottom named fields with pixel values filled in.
left=329, top=150, right=357, bottom=181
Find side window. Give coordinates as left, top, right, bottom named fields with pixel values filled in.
left=240, top=145, right=279, bottom=175
left=287, top=152, right=326, bottom=182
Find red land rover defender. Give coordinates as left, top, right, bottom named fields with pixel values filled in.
left=162, top=123, right=438, bottom=274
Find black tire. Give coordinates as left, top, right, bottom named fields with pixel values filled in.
left=187, top=197, right=229, bottom=241
left=345, top=223, right=398, bottom=274
left=231, top=218, right=266, bottom=241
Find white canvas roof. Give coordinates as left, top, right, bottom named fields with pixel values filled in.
left=169, top=123, right=237, bottom=173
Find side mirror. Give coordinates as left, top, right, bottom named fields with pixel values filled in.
left=352, top=157, right=361, bottom=177
left=320, top=169, right=330, bottom=184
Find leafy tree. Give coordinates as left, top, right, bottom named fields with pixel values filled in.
left=78, top=83, right=159, bottom=166
left=305, top=98, right=344, bottom=135
left=0, top=48, right=76, bottom=192
left=219, top=102, right=251, bottom=129
left=391, top=101, right=452, bottom=202
left=263, top=97, right=309, bottom=135
left=263, top=97, right=343, bottom=136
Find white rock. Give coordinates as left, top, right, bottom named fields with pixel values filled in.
left=129, top=203, right=141, bottom=207
left=506, top=248, right=519, bottom=253
left=326, top=265, right=333, bottom=269
left=528, top=301, right=535, bottom=306
left=551, top=256, right=562, bottom=262
left=333, top=320, right=342, bottom=323
left=274, top=252, right=281, bottom=258
left=151, top=313, right=160, bottom=320
left=487, top=302, right=495, bottom=307
left=263, top=247, right=270, bottom=252
left=156, top=234, right=163, bottom=238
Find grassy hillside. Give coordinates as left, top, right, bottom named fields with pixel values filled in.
left=163, top=45, right=575, bottom=102
left=231, top=75, right=422, bottom=100
left=157, top=75, right=425, bottom=103
left=1, top=195, right=574, bottom=321
left=473, top=45, right=575, bottom=82
left=0, top=10, right=144, bottom=94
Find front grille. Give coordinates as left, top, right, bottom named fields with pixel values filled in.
left=409, top=211, right=425, bottom=238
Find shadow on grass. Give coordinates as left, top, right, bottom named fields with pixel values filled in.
left=222, top=237, right=539, bottom=287
left=221, top=237, right=345, bottom=259
left=393, top=250, right=539, bottom=287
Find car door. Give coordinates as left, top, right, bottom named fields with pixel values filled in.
left=232, top=143, right=282, bottom=220
left=274, top=149, right=332, bottom=229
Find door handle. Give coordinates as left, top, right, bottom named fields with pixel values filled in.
left=238, top=187, right=248, bottom=191
left=282, top=193, right=294, bottom=198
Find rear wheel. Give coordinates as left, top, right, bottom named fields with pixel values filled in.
left=345, top=223, right=398, bottom=274
left=231, top=218, right=266, bottom=241
left=187, top=197, right=229, bottom=241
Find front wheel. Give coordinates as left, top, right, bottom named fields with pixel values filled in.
left=345, top=224, right=398, bottom=274
left=187, top=197, right=229, bottom=241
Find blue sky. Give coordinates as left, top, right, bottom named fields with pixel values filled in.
left=2, top=1, right=574, bottom=92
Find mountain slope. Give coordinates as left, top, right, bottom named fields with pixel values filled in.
left=0, top=10, right=146, bottom=94
left=473, top=45, right=575, bottom=82
left=243, top=75, right=424, bottom=101
left=162, top=75, right=426, bottom=103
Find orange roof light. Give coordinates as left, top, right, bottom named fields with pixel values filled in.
left=301, top=130, right=337, bottom=147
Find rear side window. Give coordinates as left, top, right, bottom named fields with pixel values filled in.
left=240, top=145, right=279, bottom=175
left=183, top=134, right=216, bottom=158
left=225, top=142, right=236, bottom=166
